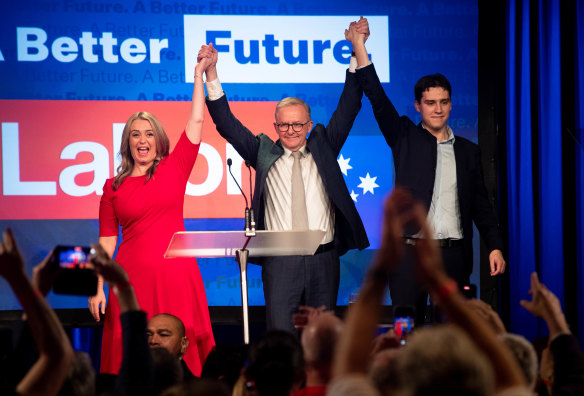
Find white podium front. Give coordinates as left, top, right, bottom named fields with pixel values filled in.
left=164, top=229, right=325, bottom=343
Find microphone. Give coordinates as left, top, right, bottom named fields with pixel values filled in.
left=227, top=158, right=251, bottom=234
left=244, top=160, right=256, bottom=233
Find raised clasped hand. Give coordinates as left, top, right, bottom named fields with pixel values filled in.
left=195, top=43, right=217, bottom=76
left=355, top=16, right=370, bottom=42
left=344, top=16, right=370, bottom=45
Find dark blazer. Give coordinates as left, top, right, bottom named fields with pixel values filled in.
left=206, top=70, right=369, bottom=256
left=355, top=64, right=503, bottom=273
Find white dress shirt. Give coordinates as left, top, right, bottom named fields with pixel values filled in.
left=427, top=126, right=463, bottom=239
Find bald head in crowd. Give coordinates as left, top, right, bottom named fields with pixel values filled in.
left=147, top=313, right=189, bottom=359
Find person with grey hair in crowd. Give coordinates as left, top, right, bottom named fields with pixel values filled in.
left=499, top=333, right=538, bottom=391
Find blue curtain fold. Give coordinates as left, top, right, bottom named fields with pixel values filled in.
left=506, top=0, right=583, bottom=341
left=506, top=0, right=538, bottom=340
left=536, top=0, right=564, bottom=305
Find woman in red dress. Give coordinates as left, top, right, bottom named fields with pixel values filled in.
left=89, top=46, right=216, bottom=376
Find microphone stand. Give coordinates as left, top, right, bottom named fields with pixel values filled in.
left=245, top=160, right=256, bottom=236
left=227, top=158, right=254, bottom=236
left=227, top=158, right=254, bottom=343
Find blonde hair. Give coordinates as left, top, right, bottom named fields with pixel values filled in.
left=275, top=97, right=311, bottom=121
left=113, top=112, right=170, bottom=190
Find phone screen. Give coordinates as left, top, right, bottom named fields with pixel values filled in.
left=55, top=246, right=93, bottom=269
left=53, top=245, right=97, bottom=296
left=393, top=305, right=415, bottom=345
left=394, top=317, right=414, bottom=337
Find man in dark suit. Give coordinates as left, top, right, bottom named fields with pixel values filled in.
left=197, top=32, right=370, bottom=333
left=350, top=17, right=506, bottom=324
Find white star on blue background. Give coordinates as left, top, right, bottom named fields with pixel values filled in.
left=358, top=173, right=379, bottom=195
left=337, top=153, right=352, bottom=176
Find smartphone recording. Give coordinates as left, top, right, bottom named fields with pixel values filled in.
left=394, top=305, right=415, bottom=345
left=52, top=245, right=98, bottom=296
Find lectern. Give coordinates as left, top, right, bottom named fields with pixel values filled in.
left=165, top=229, right=325, bottom=344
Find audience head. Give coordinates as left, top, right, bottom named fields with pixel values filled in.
left=147, top=313, right=189, bottom=359
left=246, top=330, right=304, bottom=396
left=327, top=375, right=382, bottom=396
left=399, top=325, right=494, bottom=396
left=499, top=333, right=538, bottom=389
left=58, top=351, right=95, bottom=396
left=368, top=348, right=403, bottom=396
left=201, top=344, right=247, bottom=390
left=160, top=378, right=231, bottom=396
left=301, top=311, right=343, bottom=382
left=151, top=347, right=184, bottom=395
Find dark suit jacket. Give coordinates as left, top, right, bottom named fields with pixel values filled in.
left=206, top=70, right=369, bottom=256
left=356, top=64, right=503, bottom=274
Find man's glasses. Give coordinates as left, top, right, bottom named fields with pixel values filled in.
left=275, top=121, right=311, bottom=132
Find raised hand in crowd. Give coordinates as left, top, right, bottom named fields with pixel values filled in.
left=31, top=249, right=56, bottom=297
left=520, top=272, right=584, bottom=395
left=0, top=228, right=74, bottom=396
left=520, top=272, right=570, bottom=337
left=333, top=187, right=413, bottom=378
left=466, top=298, right=507, bottom=335
left=292, top=305, right=327, bottom=330
left=90, top=243, right=139, bottom=313
left=369, top=329, right=401, bottom=358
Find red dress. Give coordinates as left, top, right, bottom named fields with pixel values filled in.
left=98, top=131, right=214, bottom=375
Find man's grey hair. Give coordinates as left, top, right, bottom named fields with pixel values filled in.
left=499, top=333, right=538, bottom=389
left=398, top=325, right=494, bottom=396
left=275, top=97, right=311, bottom=121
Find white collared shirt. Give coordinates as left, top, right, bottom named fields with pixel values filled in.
left=263, top=145, right=334, bottom=244
left=427, top=126, right=463, bottom=239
